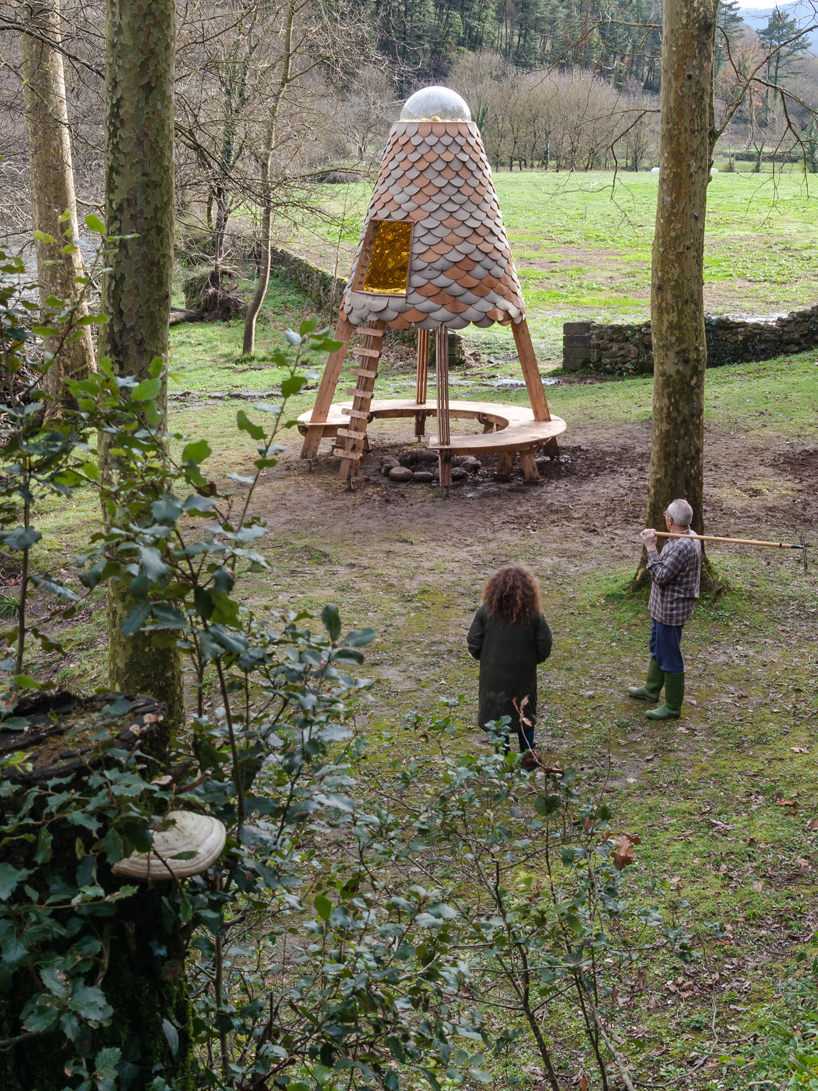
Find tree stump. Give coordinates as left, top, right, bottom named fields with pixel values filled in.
left=0, top=692, right=197, bottom=1091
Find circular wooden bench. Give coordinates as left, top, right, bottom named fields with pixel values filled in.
left=297, top=399, right=566, bottom=477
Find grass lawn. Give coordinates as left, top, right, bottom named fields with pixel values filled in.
left=25, top=276, right=818, bottom=1086
left=268, top=168, right=818, bottom=360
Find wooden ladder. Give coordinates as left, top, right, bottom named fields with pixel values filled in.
left=335, top=320, right=386, bottom=481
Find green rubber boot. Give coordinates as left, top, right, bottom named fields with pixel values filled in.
left=627, top=658, right=664, bottom=701
left=646, top=672, right=684, bottom=720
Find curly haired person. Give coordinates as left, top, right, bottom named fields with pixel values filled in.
left=467, top=565, right=552, bottom=753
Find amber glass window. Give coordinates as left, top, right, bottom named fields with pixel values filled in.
left=358, top=220, right=412, bottom=295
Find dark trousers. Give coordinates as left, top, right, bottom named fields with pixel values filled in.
left=650, top=618, right=685, bottom=674
left=503, top=724, right=535, bottom=753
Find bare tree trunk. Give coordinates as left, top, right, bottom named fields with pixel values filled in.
left=99, top=0, right=184, bottom=729
left=638, top=0, right=718, bottom=581
left=242, top=0, right=295, bottom=356
left=20, top=0, right=95, bottom=412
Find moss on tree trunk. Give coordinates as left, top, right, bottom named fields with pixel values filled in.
left=98, top=0, right=184, bottom=726
left=638, top=0, right=719, bottom=586
left=20, top=0, right=95, bottom=412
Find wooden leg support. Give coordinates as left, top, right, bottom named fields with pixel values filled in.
left=520, top=449, right=540, bottom=482
left=496, top=451, right=515, bottom=477
left=512, top=318, right=551, bottom=423
left=300, top=314, right=353, bottom=459
left=541, top=436, right=560, bottom=458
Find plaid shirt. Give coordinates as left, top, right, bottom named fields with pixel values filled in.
left=646, top=534, right=702, bottom=626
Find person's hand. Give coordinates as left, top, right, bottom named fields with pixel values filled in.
left=641, top=528, right=658, bottom=551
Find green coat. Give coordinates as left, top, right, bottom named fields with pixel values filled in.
left=466, top=603, right=552, bottom=730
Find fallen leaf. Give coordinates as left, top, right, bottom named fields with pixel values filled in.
left=612, top=833, right=638, bottom=870
left=752, top=880, right=764, bottom=892
left=790, top=746, right=808, bottom=754
left=776, top=799, right=797, bottom=808
left=807, top=817, right=818, bottom=832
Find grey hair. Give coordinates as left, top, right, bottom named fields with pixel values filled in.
left=667, top=499, right=693, bottom=527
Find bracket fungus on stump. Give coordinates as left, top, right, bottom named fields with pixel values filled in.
left=113, top=810, right=226, bottom=881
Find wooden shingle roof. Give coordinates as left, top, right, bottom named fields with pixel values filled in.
left=341, top=120, right=526, bottom=331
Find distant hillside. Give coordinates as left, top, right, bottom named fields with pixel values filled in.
left=736, top=1, right=818, bottom=51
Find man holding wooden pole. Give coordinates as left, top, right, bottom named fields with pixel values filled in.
left=628, top=499, right=702, bottom=720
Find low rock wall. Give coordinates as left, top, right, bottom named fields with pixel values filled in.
left=563, top=306, right=818, bottom=375
left=270, top=245, right=347, bottom=314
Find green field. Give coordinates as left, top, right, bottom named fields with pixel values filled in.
left=270, top=169, right=818, bottom=359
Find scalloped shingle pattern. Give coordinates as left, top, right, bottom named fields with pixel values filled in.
left=341, top=120, right=526, bottom=331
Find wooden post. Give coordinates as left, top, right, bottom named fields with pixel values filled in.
left=435, top=325, right=452, bottom=491
left=300, top=313, right=354, bottom=458
left=519, top=449, right=540, bottom=482
left=512, top=318, right=551, bottom=422
left=415, top=327, right=429, bottom=438
left=496, top=451, right=515, bottom=477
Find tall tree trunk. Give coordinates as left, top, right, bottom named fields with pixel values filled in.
left=242, top=0, right=295, bottom=356
left=638, top=0, right=718, bottom=581
left=99, top=0, right=184, bottom=728
left=20, top=0, right=95, bottom=412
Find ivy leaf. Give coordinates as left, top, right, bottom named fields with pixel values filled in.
left=121, top=602, right=151, bottom=636
left=298, top=315, right=320, bottom=337
left=182, top=439, right=211, bottom=465
left=342, top=628, right=375, bottom=648
left=68, top=984, right=112, bottom=1024
left=321, top=604, right=341, bottom=641
left=236, top=409, right=265, bottom=440
left=535, top=794, right=562, bottom=817
left=138, top=546, right=169, bottom=582
left=31, top=574, right=80, bottom=601
left=22, top=999, right=60, bottom=1034
left=314, top=894, right=332, bottom=921
left=151, top=495, right=183, bottom=523
left=162, top=1019, right=179, bottom=1057
left=182, top=493, right=217, bottom=513
left=151, top=605, right=187, bottom=630
left=2, top=526, right=42, bottom=551
left=281, top=374, right=306, bottom=398
left=131, top=376, right=161, bottom=402
left=193, top=586, right=214, bottom=620
left=0, top=863, right=33, bottom=901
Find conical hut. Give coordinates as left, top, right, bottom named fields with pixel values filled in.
left=299, top=86, right=565, bottom=486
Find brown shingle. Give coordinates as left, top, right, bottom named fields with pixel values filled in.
left=341, top=119, right=524, bottom=331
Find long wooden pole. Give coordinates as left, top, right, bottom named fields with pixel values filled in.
left=656, top=531, right=806, bottom=551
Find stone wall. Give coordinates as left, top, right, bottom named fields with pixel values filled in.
left=562, top=306, right=818, bottom=375
left=270, top=245, right=347, bottom=315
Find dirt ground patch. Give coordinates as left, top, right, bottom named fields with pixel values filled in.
left=267, top=417, right=815, bottom=555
